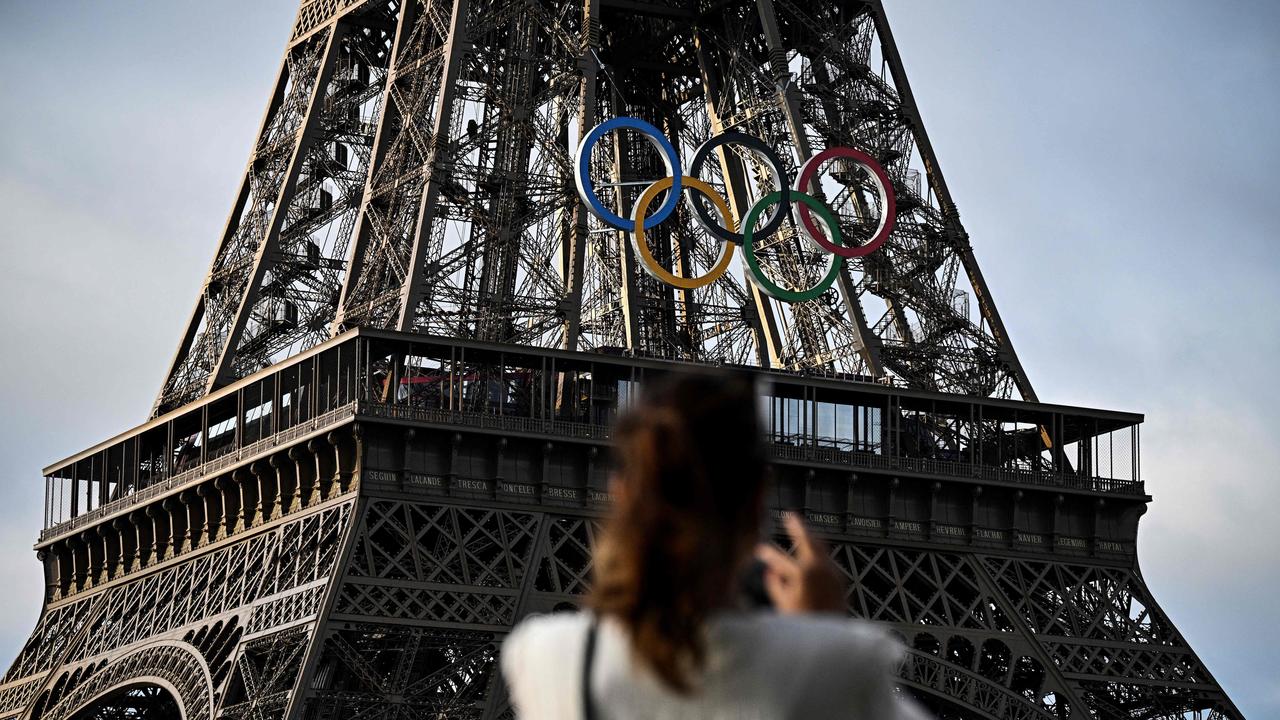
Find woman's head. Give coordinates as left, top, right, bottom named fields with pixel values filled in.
left=589, top=371, right=768, bottom=692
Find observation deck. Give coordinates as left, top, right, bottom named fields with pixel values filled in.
left=32, top=328, right=1145, bottom=605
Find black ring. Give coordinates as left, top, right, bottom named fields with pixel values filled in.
left=687, top=131, right=791, bottom=245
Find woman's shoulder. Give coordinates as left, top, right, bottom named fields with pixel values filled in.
left=725, top=612, right=903, bottom=662
left=501, top=612, right=597, bottom=682
left=508, top=610, right=593, bottom=637
left=722, top=615, right=914, bottom=716
left=505, top=611, right=902, bottom=667
left=503, top=612, right=591, bottom=662
left=501, top=613, right=597, bottom=720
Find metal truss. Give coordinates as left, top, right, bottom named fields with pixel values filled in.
left=154, top=0, right=1043, bottom=416
left=9, top=329, right=1236, bottom=719
left=155, top=2, right=401, bottom=415
left=493, top=507, right=1242, bottom=720
left=0, top=501, right=354, bottom=720
left=3, top=417, right=1242, bottom=720
left=303, top=496, right=1246, bottom=719
left=2, top=1, right=1243, bottom=719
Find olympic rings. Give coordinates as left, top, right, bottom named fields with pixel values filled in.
left=687, top=131, right=790, bottom=245
left=632, top=176, right=736, bottom=290
left=794, top=147, right=896, bottom=258
left=575, top=117, right=682, bottom=231
left=742, top=191, right=845, bottom=303
left=573, top=117, right=896, bottom=303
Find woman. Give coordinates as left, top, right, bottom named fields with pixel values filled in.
left=501, top=372, right=927, bottom=719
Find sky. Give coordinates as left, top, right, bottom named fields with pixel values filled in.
left=0, top=0, right=1276, bottom=716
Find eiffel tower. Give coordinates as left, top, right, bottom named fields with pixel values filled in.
left=0, top=1, right=1242, bottom=718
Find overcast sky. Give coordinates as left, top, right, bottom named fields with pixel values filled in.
left=0, top=1, right=1276, bottom=716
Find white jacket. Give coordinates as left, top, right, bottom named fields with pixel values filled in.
left=501, top=611, right=930, bottom=720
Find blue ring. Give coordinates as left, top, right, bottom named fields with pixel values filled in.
left=575, top=117, right=682, bottom=231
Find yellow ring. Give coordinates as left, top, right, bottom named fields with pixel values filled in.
left=630, top=176, right=736, bottom=290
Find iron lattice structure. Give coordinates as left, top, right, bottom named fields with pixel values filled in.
left=0, top=2, right=1241, bottom=720
left=153, top=0, right=1035, bottom=418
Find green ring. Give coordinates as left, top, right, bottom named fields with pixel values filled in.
left=742, top=191, right=845, bottom=303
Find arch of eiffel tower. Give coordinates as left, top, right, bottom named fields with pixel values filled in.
left=0, top=1, right=1241, bottom=718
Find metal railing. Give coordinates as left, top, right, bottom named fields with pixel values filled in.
left=357, top=402, right=1144, bottom=496
left=40, top=403, right=358, bottom=542
left=42, top=398, right=1141, bottom=542
left=769, top=443, right=1143, bottom=495
left=358, top=402, right=612, bottom=442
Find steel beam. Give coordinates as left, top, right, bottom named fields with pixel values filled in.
left=206, top=24, right=351, bottom=393
left=151, top=50, right=295, bottom=417
left=332, top=1, right=423, bottom=335
left=756, top=0, right=886, bottom=378
left=559, top=0, right=602, bottom=352
left=867, top=0, right=1037, bottom=401
left=394, top=0, right=472, bottom=332
left=692, top=29, right=783, bottom=368
left=610, top=117, right=644, bottom=351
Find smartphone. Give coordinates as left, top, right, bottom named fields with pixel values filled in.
left=738, top=558, right=774, bottom=609
left=739, top=510, right=781, bottom=609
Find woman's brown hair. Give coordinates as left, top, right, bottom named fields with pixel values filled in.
left=589, top=371, right=768, bottom=693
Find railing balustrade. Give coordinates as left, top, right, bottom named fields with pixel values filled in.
left=40, top=403, right=358, bottom=541
left=357, top=401, right=1145, bottom=496
left=41, top=397, right=1143, bottom=541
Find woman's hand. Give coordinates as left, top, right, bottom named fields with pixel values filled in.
left=755, top=513, right=846, bottom=614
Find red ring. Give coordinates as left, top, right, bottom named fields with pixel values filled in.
left=793, top=147, right=896, bottom=258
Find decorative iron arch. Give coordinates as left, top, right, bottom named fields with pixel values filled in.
left=897, top=648, right=1055, bottom=720
left=66, top=679, right=184, bottom=720
left=31, top=642, right=213, bottom=720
